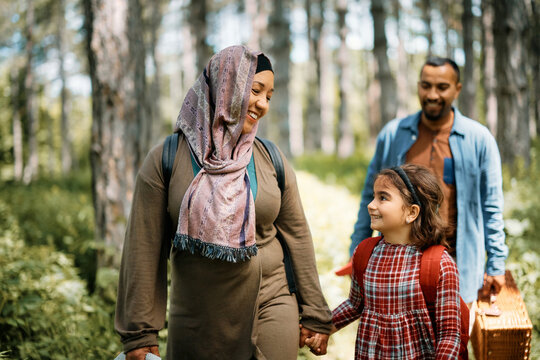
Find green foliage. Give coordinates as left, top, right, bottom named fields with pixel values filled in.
left=503, top=140, right=540, bottom=358
left=293, top=151, right=371, bottom=195
left=0, top=202, right=120, bottom=359
left=0, top=171, right=97, bottom=290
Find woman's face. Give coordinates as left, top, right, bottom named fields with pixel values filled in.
left=242, top=70, right=274, bottom=135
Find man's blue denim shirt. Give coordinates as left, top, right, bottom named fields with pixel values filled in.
left=350, top=108, right=508, bottom=303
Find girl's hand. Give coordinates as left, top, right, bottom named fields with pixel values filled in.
left=304, top=333, right=329, bottom=356
left=126, top=346, right=160, bottom=360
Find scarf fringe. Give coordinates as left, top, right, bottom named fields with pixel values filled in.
left=173, top=234, right=258, bottom=263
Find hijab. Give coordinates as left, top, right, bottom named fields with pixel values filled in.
left=173, top=45, right=268, bottom=262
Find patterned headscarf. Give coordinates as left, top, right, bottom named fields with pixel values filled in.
left=173, top=45, right=261, bottom=262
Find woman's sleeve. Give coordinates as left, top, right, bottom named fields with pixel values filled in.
left=114, top=144, right=169, bottom=353
left=435, top=252, right=461, bottom=359
left=332, top=274, right=364, bottom=329
left=273, top=152, right=333, bottom=334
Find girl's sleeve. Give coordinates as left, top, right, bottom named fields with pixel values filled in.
left=332, top=273, right=364, bottom=329
left=273, top=152, right=333, bottom=334
left=435, top=252, right=461, bottom=359
left=114, top=144, right=169, bottom=353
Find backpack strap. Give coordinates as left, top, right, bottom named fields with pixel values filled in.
left=419, top=245, right=445, bottom=317
left=256, top=137, right=285, bottom=193
left=161, top=133, right=179, bottom=259
left=352, top=236, right=383, bottom=287
left=420, top=245, right=469, bottom=360
left=162, top=132, right=179, bottom=189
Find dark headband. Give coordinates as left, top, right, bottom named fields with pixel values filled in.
left=391, top=167, right=421, bottom=207
left=256, top=54, right=273, bottom=73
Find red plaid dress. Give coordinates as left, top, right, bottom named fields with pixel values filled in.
left=332, top=239, right=460, bottom=359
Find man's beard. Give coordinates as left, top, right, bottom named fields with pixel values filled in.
left=422, top=100, right=447, bottom=121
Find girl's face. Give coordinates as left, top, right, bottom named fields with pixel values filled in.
left=242, top=70, right=274, bottom=135
left=368, top=176, right=410, bottom=234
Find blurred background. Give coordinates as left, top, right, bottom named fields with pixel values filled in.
left=0, top=0, right=538, bottom=359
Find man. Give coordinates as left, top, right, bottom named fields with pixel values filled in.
left=347, top=58, right=507, bottom=304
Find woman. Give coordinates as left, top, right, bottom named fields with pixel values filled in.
left=115, top=45, right=332, bottom=360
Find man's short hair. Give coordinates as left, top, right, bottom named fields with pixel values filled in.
left=421, top=57, right=460, bottom=83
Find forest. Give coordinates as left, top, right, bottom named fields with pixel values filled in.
left=0, top=0, right=538, bottom=359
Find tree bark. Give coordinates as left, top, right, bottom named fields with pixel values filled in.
left=188, top=0, right=212, bottom=72
left=58, top=0, right=74, bottom=175
left=529, top=0, right=539, bottom=136
left=304, top=0, right=324, bottom=153
left=460, top=0, right=476, bottom=119
left=245, top=0, right=266, bottom=50
left=336, top=0, right=353, bottom=157
left=263, top=0, right=291, bottom=156
left=420, top=0, right=433, bottom=57
left=371, top=0, right=397, bottom=131
left=493, top=0, right=530, bottom=165
left=481, top=0, right=497, bottom=134
left=23, top=0, right=38, bottom=184
left=10, top=67, right=24, bottom=181
left=393, top=0, right=409, bottom=118
left=84, top=0, right=150, bottom=268
left=442, top=0, right=454, bottom=57
left=144, top=0, right=165, bottom=145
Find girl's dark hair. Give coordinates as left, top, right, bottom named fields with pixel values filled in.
left=376, top=164, right=449, bottom=250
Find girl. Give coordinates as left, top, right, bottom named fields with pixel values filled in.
left=308, top=164, right=461, bottom=359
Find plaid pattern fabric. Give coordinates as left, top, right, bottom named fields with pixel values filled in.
left=332, top=239, right=460, bottom=359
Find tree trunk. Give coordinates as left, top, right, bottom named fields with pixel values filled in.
left=481, top=0, right=497, bottom=134
left=245, top=0, right=266, bottom=50
left=10, top=67, right=23, bottom=181
left=304, top=0, right=321, bottom=152
left=304, top=0, right=325, bottom=153
left=366, top=53, right=381, bottom=142
left=371, top=0, right=397, bottom=131
left=58, top=0, right=74, bottom=175
left=493, top=0, right=530, bottom=165
left=84, top=0, right=150, bottom=268
left=393, top=0, right=409, bottom=118
left=320, top=26, right=335, bottom=151
left=421, top=0, right=433, bottom=57
left=460, top=0, right=476, bottom=119
left=264, top=0, right=291, bottom=156
left=23, top=0, right=38, bottom=184
left=442, top=0, right=454, bottom=57
left=188, top=0, right=212, bottom=72
left=336, top=0, right=353, bottom=157
left=145, top=0, right=165, bottom=145
left=529, top=0, right=539, bottom=136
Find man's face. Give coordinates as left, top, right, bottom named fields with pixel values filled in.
left=417, top=63, right=462, bottom=122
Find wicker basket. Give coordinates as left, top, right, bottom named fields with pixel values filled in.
left=471, top=270, right=532, bottom=360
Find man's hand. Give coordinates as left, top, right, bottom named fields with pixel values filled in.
left=481, top=273, right=506, bottom=298
left=126, top=346, right=160, bottom=360
left=299, top=324, right=329, bottom=356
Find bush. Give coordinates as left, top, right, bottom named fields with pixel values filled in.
left=0, top=171, right=97, bottom=291
left=0, top=203, right=120, bottom=359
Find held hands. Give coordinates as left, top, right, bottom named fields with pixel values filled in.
left=126, top=346, right=160, bottom=360
left=299, top=324, right=330, bottom=356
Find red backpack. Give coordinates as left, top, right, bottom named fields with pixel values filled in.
left=351, top=236, right=469, bottom=360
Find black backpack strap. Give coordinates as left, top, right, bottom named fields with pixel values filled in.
left=162, top=133, right=179, bottom=189
left=256, top=137, right=285, bottom=193
left=162, top=133, right=179, bottom=258
left=256, top=137, right=300, bottom=301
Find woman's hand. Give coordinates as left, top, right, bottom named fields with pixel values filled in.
left=126, top=346, right=160, bottom=360
left=299, top=324, right=329, bottom=356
